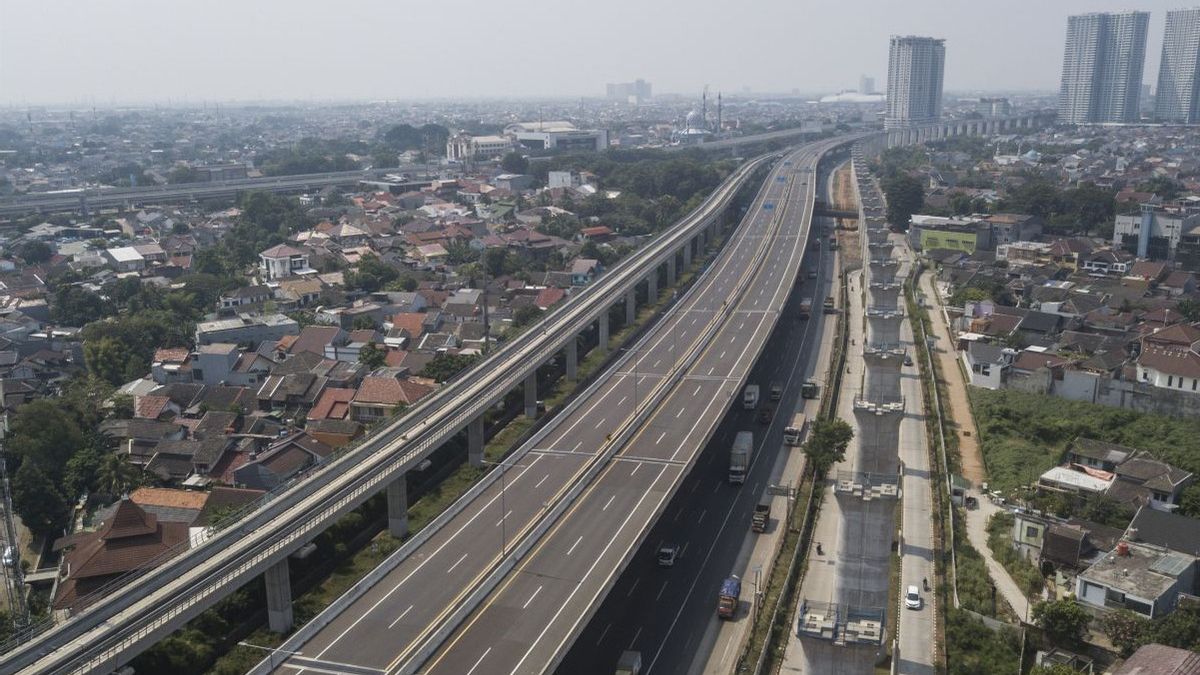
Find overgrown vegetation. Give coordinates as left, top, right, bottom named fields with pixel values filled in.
left=972, top=388, right=1200, bottom=492
left=1102, top=605, right=1200, bottom=656
left=986, top=512, right=1044, bottom=598
left=946, top=608, right=1022, bottom=675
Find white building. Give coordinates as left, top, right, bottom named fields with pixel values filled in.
left=445, top=133, right=514, bottom=162
left=884, top=35, right=945, bottom=129
left=1156, top=8, right=1200, bottom=124
left=1059, top=11, right=1150, bottom=124
left=259, top=244, right=313, bottom=281
left=504, top=121, right=608, bottom=153
left=1112, top=202, right=1200, bottom=261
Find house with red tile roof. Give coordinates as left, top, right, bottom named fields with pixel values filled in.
left=350, top=374, right=434, bottom=423
left=535, top=286, right=566, bottom=310
left=308, top=387, right=356, bottom=421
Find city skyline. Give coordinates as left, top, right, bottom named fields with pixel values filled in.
left=0, top=0, right=1193, bottom=106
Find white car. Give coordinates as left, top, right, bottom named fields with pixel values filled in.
left=2, top=545, right=16, bottom=568
left=657, top=543, right=680, bottom=567
left=905, top=585, right=922, bottom=610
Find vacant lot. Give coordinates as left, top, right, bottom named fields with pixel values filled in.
left=971, top=388, right=1200, bottom=491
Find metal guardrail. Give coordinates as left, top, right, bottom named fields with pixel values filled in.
left=1, top=152, right=782, bottom=674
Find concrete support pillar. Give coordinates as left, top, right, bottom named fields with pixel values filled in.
left=565, top=336, right=578, bottom=381
left=524, top=372, right=538, bottom=418
left=625, top=288, right=636, bottom=325
left=468, top=414, right=484, bottom=465
left=265, top=558, right=293, bottom=633
left=666, top=255, right=677, bottom=286
left=647, top=269, right=658, bottom=302
left=387, top=477, right=408, bottom=538
left=682, top=240, right=693, bottom=268
left=598, top=312, right=609, bottom=354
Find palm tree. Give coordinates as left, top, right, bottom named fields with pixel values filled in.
left=96, top=453, right=141, bottom=499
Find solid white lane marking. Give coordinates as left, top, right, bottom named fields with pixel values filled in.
left=567, top=536, right=583, bottom=556
left=523, top=585, right=543, bottom=609
left=388, top=605, right=414, bottom=629
left=447, top=553, right=468, bottom=574
left=465, top=647, right=491, bottom=675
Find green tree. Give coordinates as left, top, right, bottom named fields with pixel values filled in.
left=384, top=275, right=419, bottom=292
left=801, top=417, right=854, bottom=475
left=1138, top=175, right=1183, bottom=201
left=63, top=444, right=102, bottom=497
left=1102, top=609, right=1150, bottom=656
left=881, top=173, right=924, bottom=230
left=345, top=254, right=399, bottom=293
left=359, top=342, right=387, bottom=370
left=83, top=336, right=138, bottom=386
left=95, top=452, right=141, bottom=498
left=16, top=241, right=52, bottom=264
left=352, top=314, right=377, bottom=330
left=512, top=305, right=543, bottom=328
left=12, top=461, right=70, bottom=538
left=482, top=248, right=510, bottom=277
left=51, top=286, right=114, bottom=326
left=501, top=152, right=529, bottom=174
left=8, top=399, right=83, bottom=475
left=1032, top=599, right=1092, bottom=645
left=420, top=353, right=479, bottom=383
left=1030, top=665, right=1084, bottom=675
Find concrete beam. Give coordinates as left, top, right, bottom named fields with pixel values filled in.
left=265, top=558, right=293, bottom=633
left=565, top=336, right=578, bottom=382
left=387, top=477, right=408, bottom=539
left=524, top=372, right=538, bottom=419
left=468, top=415, right=485, bottom=466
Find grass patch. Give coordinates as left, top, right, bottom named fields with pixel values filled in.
left=971, top=388, right=1200, bottom=492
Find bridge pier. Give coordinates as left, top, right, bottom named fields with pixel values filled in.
left=625, top=288, right=636, bottom=325
left=647, top=269, right=658, bottom=302
left=682, top=240, right=693, bottom=268
left=598, top=312, right=610, bottom=354
left=265, top=558, right=293, bottom=633
left=468, top=415, right=485, bottom=465
left=667, top=256, right=677, bottom=286
left=565, top=336, right=578, bottom=381
left=524, top=372, right=538, bottom=418
left=387, top=477, right=408, bottom=538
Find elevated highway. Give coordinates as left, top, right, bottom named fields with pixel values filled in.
left=409, top=138, right=853, bottom=675
left=1, top=145, right=779, bottom=675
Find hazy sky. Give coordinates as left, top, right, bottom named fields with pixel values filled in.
left=0, top=1, right=1188, bottom=105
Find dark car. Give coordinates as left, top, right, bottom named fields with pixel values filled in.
left=757, top=407, right=772, bottom=424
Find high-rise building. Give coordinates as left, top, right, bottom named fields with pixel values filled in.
left=1058, top=11, right=1149, bottom=124
left=884, top=36, right=945, bottom=129
left=1156, top=8, right=1200, bottom=123
left=605, top=79, right=652, bottom=104
left=859, top=74, right=875, bottom=95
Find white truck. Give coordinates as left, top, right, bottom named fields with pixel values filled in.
left=616, top=651, right=642, bottom=675
left=783, top=412, right=808, bottom=446
left=730, top=431, right=752, bottom=484
left=743, top=384, right=760, bottom=410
